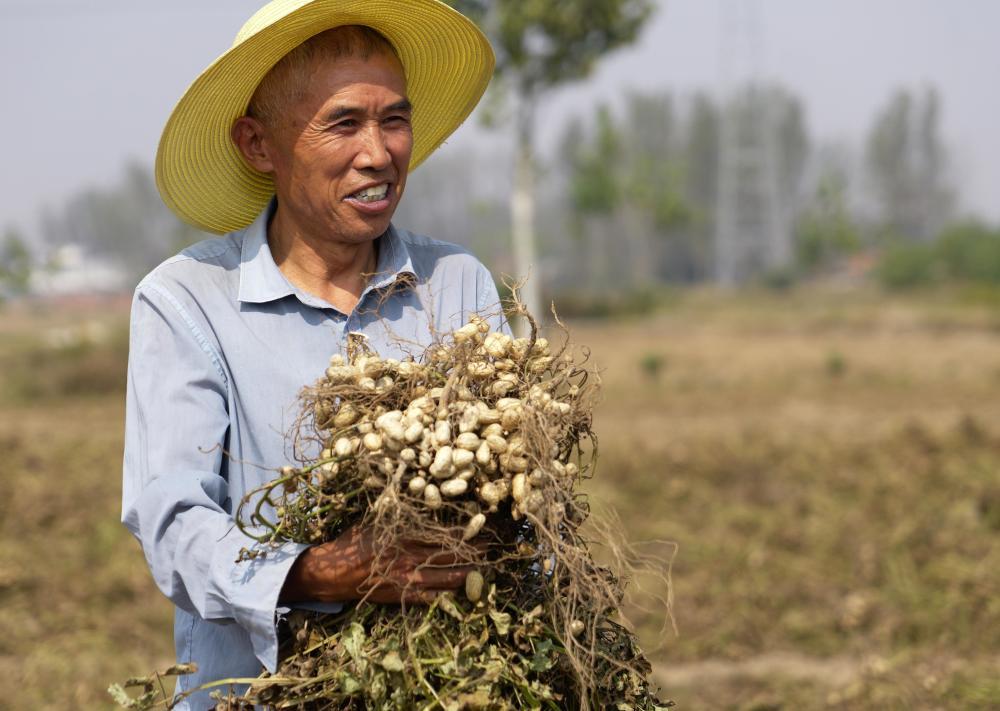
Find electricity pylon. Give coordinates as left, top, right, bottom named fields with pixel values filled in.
left=714, top=0, right=788, bottom=285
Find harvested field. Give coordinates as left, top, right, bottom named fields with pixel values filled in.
left=2, top=288, right=998, bottom=709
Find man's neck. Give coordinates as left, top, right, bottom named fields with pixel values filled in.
left=267, top=208, right=379, bottom=314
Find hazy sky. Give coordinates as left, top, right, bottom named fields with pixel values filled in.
left=1, top=0, right=998, bottom=240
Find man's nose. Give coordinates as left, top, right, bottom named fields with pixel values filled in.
left=356, top=123, right=392, bottom=171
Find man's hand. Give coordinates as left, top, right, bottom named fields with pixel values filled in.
left=279, top=525, right=473, bottom=605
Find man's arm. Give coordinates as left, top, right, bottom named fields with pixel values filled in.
left=280, top=525, right=471, bottom=605
left=122, top=282, right=311, bottom=672
left=123, top=282, right=471, bottom=671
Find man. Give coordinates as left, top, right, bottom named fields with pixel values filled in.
left=122, top=2, right=499, bottom=707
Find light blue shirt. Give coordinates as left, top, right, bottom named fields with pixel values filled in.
left=122, top=202, right=506, bottom=709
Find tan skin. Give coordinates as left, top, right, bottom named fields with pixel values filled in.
left=232, top=51, right=412, bottom=314
left=232, top=49, right=473, bottom=604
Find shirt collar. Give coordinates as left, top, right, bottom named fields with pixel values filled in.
left=237, top=201, right=294, bottom=304
left=237, top=199, right=417, bottom=307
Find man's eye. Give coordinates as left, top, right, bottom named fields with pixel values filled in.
left=385, top=115, right=411, bottom=125
left=333, top=119, right=358, bottom=129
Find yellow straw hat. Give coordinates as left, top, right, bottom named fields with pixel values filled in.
left=156, top=0, right=494, bottom=235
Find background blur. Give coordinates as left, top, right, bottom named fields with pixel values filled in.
left=2, top=1, right=999, bottom=709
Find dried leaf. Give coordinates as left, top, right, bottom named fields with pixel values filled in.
left=380, top=651, right=404, bottom=673
left=488, top=609, right=512, bottom=636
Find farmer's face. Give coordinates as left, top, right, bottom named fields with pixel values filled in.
left=265, top=51, right=413, bottom=245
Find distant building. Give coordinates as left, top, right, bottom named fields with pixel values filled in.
left=30, top=244, right=129, bottom=297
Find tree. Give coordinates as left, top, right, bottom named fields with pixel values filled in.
left=568, top=105, right=621, bottom=218
left=937, top=221, right=1000, bottom=284
left=621, top=92, right=690, bottom=233
left=678, top=92, right=720, bottom=280
left=442, top=0, right=655, bottom=327
left=564, top=105, right=623, bottom=290
left=41, top=161, right=207, bottom=285
left=773, top=89, right=809, bottom=203
left=0, top=226, right=32, bottom=300
left=683, top=92, right=720, bottom=224
left=795, top=171, right=860, bottom=274
left=618, top=92, right=695, bottom=282
left=865, top=87, right=954, bottom=241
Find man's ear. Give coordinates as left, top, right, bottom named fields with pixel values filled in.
left=231, top=116, right=276, bottom=173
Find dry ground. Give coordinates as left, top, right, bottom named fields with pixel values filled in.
left=1, top=288, right=998, bottom=709
left=577, top=289, right=1000, bottom=709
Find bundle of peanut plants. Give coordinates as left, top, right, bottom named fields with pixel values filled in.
left=112, top=303, right=671, bottom=711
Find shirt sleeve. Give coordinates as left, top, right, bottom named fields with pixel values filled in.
left=121, top=281, right=310, bottom=673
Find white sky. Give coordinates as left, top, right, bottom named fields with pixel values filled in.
left=1, top=0, right=998, bottom=240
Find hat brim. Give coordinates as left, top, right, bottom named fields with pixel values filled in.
left=156, top=0, right=494, bottom=235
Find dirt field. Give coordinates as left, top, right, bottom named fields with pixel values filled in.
left=2, top=288, right=998, bottom=709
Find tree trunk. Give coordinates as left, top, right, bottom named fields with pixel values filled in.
left=510, top=90, right=541, bottom=335
left=623, top=204, right=655, bottom=287
left=583, top=213, right=615, bottom=293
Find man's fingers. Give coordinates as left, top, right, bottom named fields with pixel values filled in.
left=418, top=549, right=467, bottom=567
left=395, top=546, right=481, bottom=569
left=407, top=565, right=472, bottom=589
left=399, top=588, right=455, bottom=605
left=399, top=535, right=489, bottom=555
left=364, top=580, right=465, bottom=605
left=400, top=544, right=465, bottom=564
left=356, top=539, right=486, bottom=604
left=364, top=565, right=471, bottom=600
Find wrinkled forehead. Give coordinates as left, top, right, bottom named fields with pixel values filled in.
left=249, top=25, right=409, bottom=122
left=311, top=39, right=407, bottom=85
left=308, top=52, right=410, bottom=106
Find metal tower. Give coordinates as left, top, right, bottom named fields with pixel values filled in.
left=714, top=0, right=788, bottom=285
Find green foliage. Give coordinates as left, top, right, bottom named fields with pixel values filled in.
left=551, top=287, right=662, bottom=319
left=622, top=92, right=692, bottom=231
left=441, top=0, right=656, bottom=315
left=0, top=226, right=33, bottom=299
left=760, top=267, right=797, bottom=291
left=877, top=241, right=939, bottom=289
left=825, top=349, right=848, bottom=379
left=795, top=173, right=860, bottom=272
left=936, top=221, right=1000, bottom=283
left=865, top=87, right=953, bottom=240
left=639, top=351, right=666, bottom=381
left=876, top=221, right=1000, bottom=290
left=564, top=94, right=694, bottom=234
left=558, top=84, right=810, bottom=285
left=444, top=0, right=654, bottom=92
left=568, top=105, right=621, bottom=215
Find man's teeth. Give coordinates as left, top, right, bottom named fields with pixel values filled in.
left=352, top=184, right=389, bottom=202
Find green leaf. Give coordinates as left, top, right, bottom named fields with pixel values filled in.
left=529, top=639, right=555, bottom=672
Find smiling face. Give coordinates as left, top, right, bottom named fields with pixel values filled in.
left=255, top=50, right=413, bottom=246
